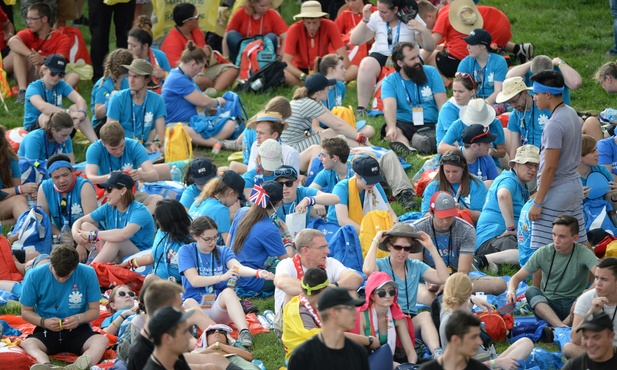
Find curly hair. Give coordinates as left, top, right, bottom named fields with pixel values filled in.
left=0, top=125, right=18, bottom=187
left=100, top=49, right=134, bottom=88
left=128, top=15, right=154, bottom=48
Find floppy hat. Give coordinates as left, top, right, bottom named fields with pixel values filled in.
left=378, top=222, right=423, bottom=253
left=293, top=1, right=328, bottom=20
left=462, top=124, right=497, bottom=144
left=430, top=191, right=459, bottom=219
left=304, top=72, right=336, bottom=95
left=496, top=77, right=533, bottom=104
left=508, top=144, right=540, bottom=167
left=318, top=287, right=364, bottom=311
left=449, top=0, right=483, bottom=35
left=352, top=156, right=384, bottom=185
left=245, top=111, right=289, bottom=130
left=258, top=139, right=283, bottom=171
left=460, top=98, right=496, bottom=127
left=122, top=59, right=153, bottom=76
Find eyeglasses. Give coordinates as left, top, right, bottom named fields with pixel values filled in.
left=507, top=92, right=525, bottom=106
left=469, top=127, right=490, bottom=143
left=274, top=167, right=298, bottom=179
left=182, top=14, right=199, bottom=23
left=391, top=244, right=414, bottom=252
left=277, top=179, right=295, bottom=188
left=26, top=16, right=43, bottom=22
left=308, top=243, right=329, bottom=251
left=454, top=72, right=476, bottom=88
left=199, top=235, right=217, bottom=243
left=524, top=162, right=539, bottom=170
left=117, top=291, right=135, bottom=298
left=375, top=288, right=397, bottom=298
left=50, top=72, right=66, bottom=78
left=441, top=154, right=462, bottom=165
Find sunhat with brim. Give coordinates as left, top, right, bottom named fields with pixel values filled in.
left=508, top=144, right=540, bottom=167
left=246, top=111, right=289, bottom=130
left=460, top=98, right=496, bottom=127
left=293, top=1, right=329, bottom=20
left=378, top=222, right=423, bottom=253
left=496, top=77, right=533, bottom=104
left=448, top=0, right=483, bottom=35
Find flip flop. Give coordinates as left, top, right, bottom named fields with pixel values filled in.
left=389, top=141, right=417, bottom=157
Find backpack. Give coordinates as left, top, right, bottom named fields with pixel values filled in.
left=8, top=207, right=53, bottom=254
left=307, top=218, right=341, bottom=243
left=371, top=66, right=396, bottom=112
left=5, top=128, right=27, bottom=153
left=475, top=310, right=514, bottom=343
left=236, top=36, right=277, bottom=78
left=411, top=126, right=437, bottom=155
left=165, top=123, right=193, bottom=162
left=218, top=91, right=248, bottom=140
left=19, top=158, right=48, bottom=185
left=235, top=60, right=287, bottom=94
left=328, top=225, right=363, bottom=272
left=583, top=198, right=617, bottom=235
left=359, top=210, right=395, bottom=259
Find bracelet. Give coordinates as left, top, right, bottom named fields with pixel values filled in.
left=112, top=320, right=120, bottom=328
left=14, top=186, right=20, bottom=195
left=532, top=200, right=543, bottom=207
left=508, top=289, right=516, bottom=294
left=356, top=133, right=368, bottom=144
left=557, top=59, right=566, bottom=66
left=506, top=226, right=516, bottom=232
left=40, top=317, right=46, bottom=329
left=367, top=336, right=374, bottom=347
left=333, top=282, right=339, bottom=287
left=215, top=98, right=221, bottom=107
left=300, top=73, right=306, bottom=81
left=153, top=139, right=161, bottom=146
left=78, top=109, right=87, bottom=119
left=304, top=196, right=316, bottom=206
left=489, top=359, right=496, bottom=369
left=372, top=238, right=380, bottom=244
left=255, top=269, right=263, bottom=278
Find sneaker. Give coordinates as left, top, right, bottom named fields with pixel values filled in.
left=355, top=107, right=367, bottom=119
left=240, top=298, right=259, bottom=314
left=388, top=141, right=417, bottom=157
left=472, top=255, right=489, bottom=271
left=398, top=189, right=418, bottom=209
left=606, top=50, right=617, bottom=57
left=238, top=328, right=253, bottom=347
left=486, top=261, right=499, bottom=275
left=30, top=365, right=59, bottom=370
left=63, top=354, right=91, bottom=370
left=516, top=43, right=534, bottom=63
left=221, top=139, right=243, bottom=151
left=16, top=89, right=25, bottom=104
left=431, top=347, right=444, bottom=359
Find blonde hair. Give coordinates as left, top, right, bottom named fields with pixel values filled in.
left=442, top=273, right=472, bottom=312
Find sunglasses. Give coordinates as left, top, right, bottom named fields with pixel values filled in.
left=206, top=329, right=226, bottom=335
left=277, top=179, right=295, bottom=188
left=375, top=288, right=397, bottom=298
left=50, top=72, right=66, bottom=78
left=391, top=244, right=414, bottom=252
left=200, top=235, right=217, bottom=243
left=454, top=72, right=476, bottom=88
left=117, top=291, right=135, bottom=298
left=182, top=14, right=199, bottom=23
left=441, top=154, right=462, bottom=165
left=104, top=187, right=119, bottom=193
left=274, top=167, right=298, bottom=179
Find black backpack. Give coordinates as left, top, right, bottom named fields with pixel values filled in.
left=235, top=60, right=287, bottom=93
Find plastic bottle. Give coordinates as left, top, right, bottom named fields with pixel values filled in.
left=170, top=165, right=182, bottom=183
left=212, top=141, right=223, bottom=155
left=600, top=108, right=617, bottom=124
left=227, top=267, right=239, bottom=289
left=60, top=220, right=73, bottom=245
left=26, top=194, right=36, bottom=208
left=86, top=247, right=98, bottom=265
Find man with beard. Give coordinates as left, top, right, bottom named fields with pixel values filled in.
left=381, top=41, right=447, bottom=155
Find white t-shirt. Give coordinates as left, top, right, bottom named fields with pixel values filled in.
left=573, top=289, right=617, bottom=345
left=367, top=11, right=425, bottom=56
left=248, top=141, right=300, bottom=173
left=274, top=257, right=350, bottom=313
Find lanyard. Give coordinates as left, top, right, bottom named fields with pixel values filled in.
left=543, top=245, right=575, bottom=294
left=305, top=29, right=321, bottom=71
left=387, top=257, right=410, bottom=315
left=247, top=16, right=264, bottom=36
left=57, top=192, right=72, bottom=225
left=449, top=183, right=468, bottom=209
left=114, top=204, right=131, bottom=230
left=386, top=21, right=401, bottom=55
left=105, top=149, right=127, bottom=173
left=42, top=85, right=58, bottom=106
left=130, top=92, right=148, bottom=143
left=44, top=133, right=61, bottom=159
left=430, top=220, right=453, bottom=269
left=152, top=234, right=168, bottom=273
left=35, top=31, right=52, bottom=53
left=195, top=244, right=215, bottom=293
left=473, top=55, right=489, bottom=97
left=401, top=78, right=421, bottom=106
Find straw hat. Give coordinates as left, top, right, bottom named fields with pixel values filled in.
left=245, top=111, right=289, bottom=130
left=293, top=1, right=329, bottom=20
left=449, top=0, right=483, bottom=35
left=460, top=98, right=496, bottom=127
left=496, top=77, right=532, bottom=104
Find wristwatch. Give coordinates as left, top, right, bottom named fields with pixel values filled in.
left=367, top=336, right=374, bottom=347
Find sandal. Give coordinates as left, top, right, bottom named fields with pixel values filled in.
left=389, top=141, right=417, bottom=157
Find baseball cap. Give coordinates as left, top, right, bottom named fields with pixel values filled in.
left=221, top=170, right=246, bottom=200
left=304, top=72, right=336, bottom=95
left=122, top=59, right=153, bottom=76
left=508, top=145, right=540, bottom=166
left=258, top=139, right=283, bottom=171
left=97, top=171, right=134, bottom=190
left=274, top=165, right=298, bottom=181
left=379, top=222, right=423, bottom=253
left=318, top=287, right=365, bottom=311
left=576, top=311, right=614, bottom=333
left=430, top=191, right=458, bottom=218
left=352, top=156, right=384, bottom=185
left=262, top=181, right=284, bottom=203
left=45, top=54, right=67, bottom=74
left=462, top=124, right=497, bottom=144
left=463, top=28, right=492, bottom=46
left=148, top=306, right=195, bottom=342
left=189, top=158, right=217, bottom=185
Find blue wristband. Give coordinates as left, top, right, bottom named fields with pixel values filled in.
left=532, top=200, right=543, bottom=207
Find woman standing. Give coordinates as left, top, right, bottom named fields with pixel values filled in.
left=334, top=0, right=376, bottom=81
left=18, top=112, right=75, bottom=163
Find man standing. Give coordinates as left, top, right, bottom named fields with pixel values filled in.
left=274, top=229, right=363, bottom=313
left=562, top=311, right=617, bottom=369
left=287, top=287, right=369, bottom=370
left=382, top=41, right=447, bottom=156
left=506, top=215, right=597, bottom=327
left=143, top=307, right=194, bottom=370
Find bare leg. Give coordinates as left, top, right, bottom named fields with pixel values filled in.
left=213, top=68, right=239, bottom=92
left=0, top=195, right=29, bottom=221
left=345, top=65, right=358, bottom=82
left=195, top=75, right=214, bottom=91
left=485, top=249, right=519, bottom=265
left=81, top=334, right=109, bottom=364
left=217, top=289, right=248, bottom=330
left=471, top=276, right=506, bottom=295
left=359, top=124, right=375, bottom=139
left=142, top=194, right=164, bottom=214
left=299, top=144, right=322, bottom=173
left=93, top=240, right=140, bottom=264
left=412, top=311, right=440, bottom=352
left=356, top=57, right=381, bottom=109
left=64, top=73, right=81, bottom=88
left=13, top=53, right=31, bottom=90
left=284, top=70, right=302, bottom=87
left=183, top=125, right=222, bottom=148
left=183, top=298, right=216, bottom=330
left=20, top=338, right=51, bottom=364
left=416, top=283, right=437, bottom=306
left=563, top=342, right=586, bottom=359
left=498, top=337, right=533, bottom=360
left=582, top=116, right=607, bottom=141
left=213, top=120, right=237, bottom=141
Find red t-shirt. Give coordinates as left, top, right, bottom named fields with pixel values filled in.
left=0, top=8, right=7, bottom=50
left=284, top=19, right=344, bottom=71
left=16, top=29, right=70, bottom=59
left=334, top=7, right=377, bottom=66
left=160, top=26, right=206, bottom=67
left=226, top=7, right=288, bottom=37
left=433, top=5, right=512, bottom=60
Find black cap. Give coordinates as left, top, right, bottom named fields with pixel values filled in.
left=172, top=3, right=196, bottom=26
left=304, top=72, right=336, bottom=95
left=262, top=181, right=283, bottom=203
left=462, top=124, right=497, bottom=144
left=221, top=170, right=246, bottom=202
left=97, top=171, right=134, bottom=189
left=45, top=54, right=67, bottom=74
left=189, top=158, right=217, bottom=186
left=318, top=287, right=365, bottom=311
left=463, top=28, right=492, bottom=46
left=274, top=165, right=299, bottom=181
left=148, top=306, right=195, bottom=342
left=352, top=156, right=384, bottom=185
left=576, top=311, right=614, bottom=333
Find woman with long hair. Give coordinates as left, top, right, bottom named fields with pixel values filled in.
left=127, top=16, right=171, bottom=94
left=18, top=111, right=75, bottom=163
left=229, top=181, right=291, bottom=296
left=72, top=171, right=155, bottom=263
left=436, top=73, right=476, bottom=144
left=101, top=285, right=139, bottom=336
left=91, top=49, right=133, bottom=131
left=188, top=170, right=245, bottom=244
left=24, top=54, right=97, bottom=142
left=0, top=125, right=35, bottom=223
left=178, top=216, right=275, bottom=347
left=421, top=149, right=488, bottom=223
left=162, top=41, right=236, bottom=149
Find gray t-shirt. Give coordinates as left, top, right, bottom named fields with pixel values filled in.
left=281, top=98, right=326, bottom=147
left=573, top=289, right=617, bottom=346
left=538, top=104, right=582, bottom=187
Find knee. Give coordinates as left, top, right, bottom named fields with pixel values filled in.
left=525, top=286, right=546, bottom=308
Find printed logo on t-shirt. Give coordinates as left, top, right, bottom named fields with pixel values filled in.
left=121, top=163, right=134, bottom=171
left=421, top=86, right=433, bottom=102
left=144, top=112, right=153, bottom=128
left=68, top=284, right=83, bottom=309
left=487, top=72, right=495, bottom=87
left=518, top=209, right=531, bottom=245
left=71, top=203, right=84, bottom=218
left=56, top=95, right=63, bottom=106
left=538, top=114, right=549, bottom=129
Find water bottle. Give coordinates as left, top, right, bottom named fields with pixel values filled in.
left=86, top=247, right=98, bottom=265
left=600, top=108, right=617, bottom=124
left=227, top=267, right=239, bottom=289
left=212, top=141, right=223, bottom=155
left=26, top=194, right=36, bottom=208
left=60, top=220, right=73, bottom=245
left=170, top=165, right=182, bottom=183
left=51, top=235, right=62, bottom=250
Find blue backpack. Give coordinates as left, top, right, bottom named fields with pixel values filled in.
left=308, top=218, right=341, bottom=243
left=8, top=206, right=52, bottom=254
left=19, top=158, right=48, bottom=185
left=328, top=225, right=363, bottom=273
left=218, top=91, right=248, bottom=140
left=235, top=36, right=277, bottom=70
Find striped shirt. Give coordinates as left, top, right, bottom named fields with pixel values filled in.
left=281, top=97, right=326, bottom=152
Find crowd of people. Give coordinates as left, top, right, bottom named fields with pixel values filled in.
left=1, top=0, right=617, bottom=369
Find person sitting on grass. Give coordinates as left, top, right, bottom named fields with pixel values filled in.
left=196, top=323, right=257, bottom=369
left=242, top=138, right=283, bottom=199
left=0, top=125, right=35, bottom=225
left=459, top=124, right=499, bottom=185
left=18, top=111, right=75, bottom=163
left=101, top=285, right=139, bottom=337
left=179, top=158, right=218, bottom=210
left=142, top=306, right=194, bottom=370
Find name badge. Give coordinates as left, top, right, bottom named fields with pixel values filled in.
left=412, top=107, right=424, bottom=126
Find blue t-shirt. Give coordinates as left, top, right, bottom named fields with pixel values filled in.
left=89, top=201, right=155, bottom=250
left=91, top=76, right=129, bottom=128
left=86, top=138, right=149, bottom=174
left=275, top=186, right=319, bottom=224
left=327, top=179, right=389, bottom=224
left=107, top=89, right=167, bottom=143
left=20, top=263, right=101, bottom=319
left=229, top=208, right=287, bottom=293
left=188, top=197, right=231, bottom=235
left=523, top=68, right=571, bottom=105
left=441, top=118, right=505, bottom=147
left=101, top=309, right=135, bottom=338
left=41, top=176, right=92, bottom=230
left=323, top=81, right=346, bottom=110
left=242, top=168, right=276, bottom=189
left=436, top=98, right=461, bottom=145
left=150, top=49, right=172, bottom=72
left=162, top=68, right=200, bottom=123
left=466, top=153, right=499, bottom=181
left=180, top=184, right=201, bottom=209
left=312, top=162, right=353, bottom=194
left=18, top=129, right=73, bottom=161
left=24, top=80, right=74, bottom=130
left=178, top=242, right=237, bottom=301
left=517, top=199, right=534, bottom=266
left=457, top=53, right=508, bottom=99
left=376, top=257, right=429, bottom=315
left=475, top=170, right=530, bottom=248
left=507, top=100, right=551, bottom=149
left=421, top=178, right=488, bottom=214
left=242, top=128, right=257, bottom=165
left=580, top=165, right=613, bottom=188
left=151, top=230, right=185, bottom=282
left=1, top=159, right=20, bottom=188
left=381, top=66, right=446, bottom=123
left=598, top=137, right=617, bottom=176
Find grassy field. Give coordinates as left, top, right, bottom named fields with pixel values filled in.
left=2, top=0, right=613, bottom=367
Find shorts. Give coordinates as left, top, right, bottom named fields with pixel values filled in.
left=203, top=296, right=232, bottom=324
left=202, top=63, right=238, bottom=82
left=379, top=120, right=435, bottom=142
left=475, top=235, right=517, bottom=256
left=368, top=53, right=388, bottom=68
left=435, top=51, right=461, bottom=78
left=12, top=250, right=25, bottom=264
left=28, top=324, right=101, bottom=355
